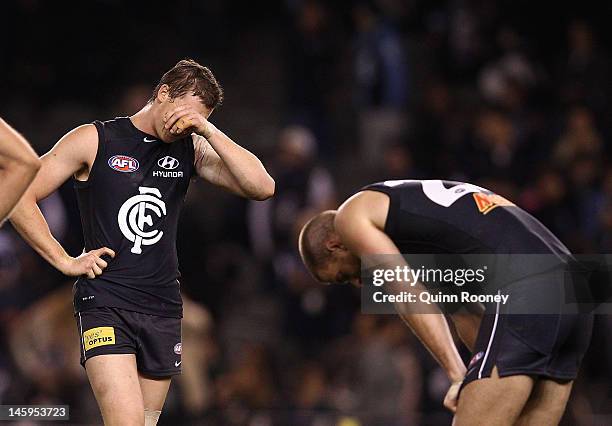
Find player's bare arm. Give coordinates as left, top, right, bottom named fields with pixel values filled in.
left=0, top=118, right=41, bottom=224
left=335, top=190, right=466, bottom=411
left=163, top=105, right=275, bottom=200
left=9, top=124, right=115, bottom=278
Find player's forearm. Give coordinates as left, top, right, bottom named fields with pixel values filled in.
left=382, top=276, right=465, bottom=380
left=0, top=164, right=40, bottom=225
left=9, top=197, right=70, bottom=270
left=0, top=118, right=41, bottom=166
left=0, top=119, right=41, bottom=222
left=204, top=124, right=275, bottom=200
left=396, top=302, right=466, bottom=381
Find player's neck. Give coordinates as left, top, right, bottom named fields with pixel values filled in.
left=130, top=104, right=159, bottom=138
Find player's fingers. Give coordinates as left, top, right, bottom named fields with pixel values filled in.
left=95, top=256, right=108, bottom=269
left=443, top=383, right=460, bottom=413
left=164, top=106, right=192, bottom=129
left=163, top=104, right=189, bottom=122
left=93, top=247, right=115, bottom=258
left=164, top=109, right=185, bottom=130
left=443, top=397, right=455, bottom=413
left=86, top=269, right=96, bottom=279
left=171, top=115, right=194, bottom=134
left=168, top=113, right=191, bottom=133
left=92, top=264, right=103, bottom=276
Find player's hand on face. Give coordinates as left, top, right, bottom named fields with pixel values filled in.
left=60, top=247, right=115, bottom=278
left=443, top=379, right=463, bottom=413
left=163, top=105, right=213, bottom=139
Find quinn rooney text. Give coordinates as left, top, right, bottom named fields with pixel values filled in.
left=372, top=291, right=509, bottom=305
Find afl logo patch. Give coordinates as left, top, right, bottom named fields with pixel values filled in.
left=174, top=342, right=182, bottom=355
left=158, top=156, right=180, bottom=170
left=108, top=155, right=139, bottom=173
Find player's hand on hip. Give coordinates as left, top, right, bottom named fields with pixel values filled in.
left=163, top=106, right=214, bottom=138
left=444, top=379, right=463, bottom=413
left=59, top=247, right=115, bottom=278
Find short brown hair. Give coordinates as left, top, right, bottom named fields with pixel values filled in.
left=298, top=211, right=337, bottom=280
left=150, top=59, right=224, bottom=109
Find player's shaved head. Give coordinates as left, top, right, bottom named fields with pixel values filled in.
left=298, top=210, right=337, bottom=280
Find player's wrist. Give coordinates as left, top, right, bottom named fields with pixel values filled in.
left=53, top=251, right=74, bottom=274
left=200, top=121, right=217, bottom=139
left=448, top=368, right=466, bottom=383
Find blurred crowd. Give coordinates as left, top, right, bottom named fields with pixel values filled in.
left=1, top=0, right=612, bottom=425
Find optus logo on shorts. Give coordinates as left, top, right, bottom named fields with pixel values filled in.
left=174, top=342, right=182, bottom=355
left=83, top=326, right=115, bottom=351
left=108, top=155, right=139, bottom=173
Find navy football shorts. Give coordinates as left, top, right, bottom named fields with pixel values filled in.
left=462, top=270, right=593, bottom=390
left=75, top=306, right=182, bottom=377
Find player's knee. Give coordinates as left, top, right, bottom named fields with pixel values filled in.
left=144, top=409, right=161, bottom=426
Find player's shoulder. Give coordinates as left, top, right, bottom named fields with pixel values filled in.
left=336, top=187, right=391, bottom=230
left=51, top=123, right=100, bottom=162
left=67, top=122, right=98, bottom=137
left=57, top=123, right=97, bottom=145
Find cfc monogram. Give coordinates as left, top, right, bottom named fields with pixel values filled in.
left=118, top=186, right=167, bottom=254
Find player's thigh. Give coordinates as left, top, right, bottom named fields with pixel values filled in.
left=138, top=373, right=172, bottom=411
left=86, top=354, right=144, bottom=426
left=515, top=379, right=573, bottom=426
left=454, top=366, right=534, bottom=426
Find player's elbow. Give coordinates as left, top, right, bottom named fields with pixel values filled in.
left=12, top=150, right=41, bottom=173
left=22, top=155, right=42, bottom=179
left=251, top=176, right=275, bottom=201
left=2, top=154, right=41, bottom=184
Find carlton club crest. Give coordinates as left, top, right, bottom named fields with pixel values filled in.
left=117, top=186, right=167, bottom=254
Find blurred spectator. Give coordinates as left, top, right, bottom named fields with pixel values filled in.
left=520, top=169, right=576, bottom=245
left=371, top=142, right=422, bottom=182
left=446, top=3, right=484, bottom=79
left=248, top=125, right=336, bottom=261
left=285, top=361, right=334, bottom=425
left=174, top=298, right=217, bottom=419
left=558, top=20, right=611, bottom=115
left=215, top=344, right=277, bottom=418
left=352, top=0, right=409, bottom=166
left=478, top=27, right=537, bottom=112
left=6, top=284, right=94, bottom=423
left=352, top=1, right=407, bottom=108
left=553, top=105, right=603, bottom=168
left=286, top=0, right=339, bottom=147
left=465, top=108, right=525, bottom=180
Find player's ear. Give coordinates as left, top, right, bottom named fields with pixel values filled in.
left=325, top=234, right=346, bottom=253
left=156, top=84, right=171, bottom=103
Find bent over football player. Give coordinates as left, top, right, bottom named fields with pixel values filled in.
left=298, top=179, right=592, bottom=426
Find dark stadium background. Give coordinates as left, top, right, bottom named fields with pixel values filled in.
left=1, top=1, right=611, bottom=424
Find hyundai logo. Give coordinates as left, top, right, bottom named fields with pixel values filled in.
left=158, top=156, right=179, bottom=170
